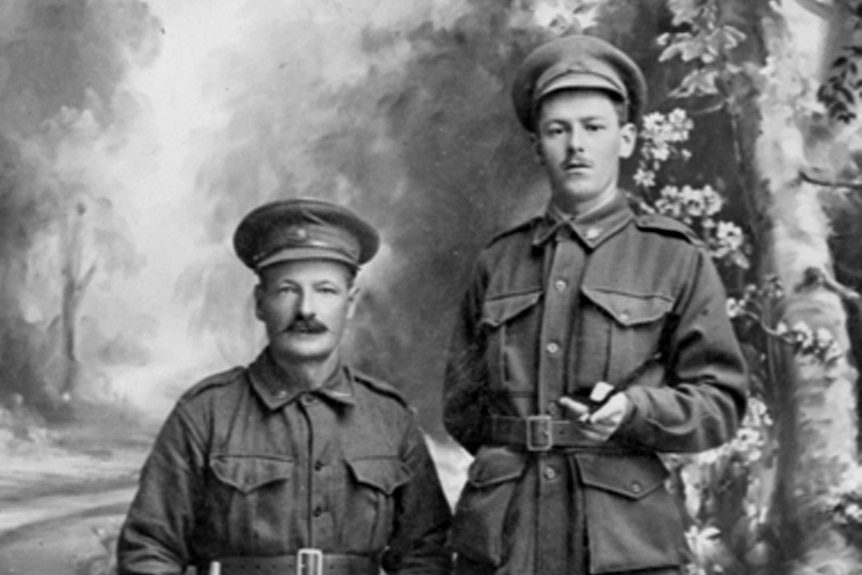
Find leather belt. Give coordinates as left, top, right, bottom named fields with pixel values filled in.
left=490, top=415, right=622, bottom=452
left=205, top=551, right=379, bottom=575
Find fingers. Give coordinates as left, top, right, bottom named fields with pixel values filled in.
left=589, top=393, right=626, bottom=423
left=558, top=393, right=630, bottom=441
left=558, top=396, right=589, bottom=420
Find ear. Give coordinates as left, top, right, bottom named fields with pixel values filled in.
left=530, top=132, right=545, bottom=166
left=253, top=283, right=265, bottom=321
left=618, top=123, right=637, bottom=159
left=346, top=286, right=361, bottom=320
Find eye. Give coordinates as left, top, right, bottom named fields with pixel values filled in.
left=276, top=284, right=299, bottom=296
left=585, top=123, right=605, bottom=132
left=540, top=122, right=567, bottom=137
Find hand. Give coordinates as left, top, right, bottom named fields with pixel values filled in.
left=558, top=392, right=630, bottom=443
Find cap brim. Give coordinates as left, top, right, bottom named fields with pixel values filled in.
left=537, top=73, right=626, bottom=104
left=256, top=247, right=359, bottom=270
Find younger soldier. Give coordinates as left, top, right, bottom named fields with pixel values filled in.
left=444, top=35, right=748, bottom=574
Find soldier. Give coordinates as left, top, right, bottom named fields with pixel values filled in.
left=444, top=34, right=748, bottom=574
left=118, top=199, right=453, bottom=575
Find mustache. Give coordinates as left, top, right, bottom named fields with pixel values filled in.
left=286, top=317, right=328, bottom=334
left=564, top=157, right=592, bottom=169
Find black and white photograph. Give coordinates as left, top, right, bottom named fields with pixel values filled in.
left=0, top=1, right=860, bottom=574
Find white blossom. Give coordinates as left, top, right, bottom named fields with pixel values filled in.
left=633, top=168, right=656, bottom=189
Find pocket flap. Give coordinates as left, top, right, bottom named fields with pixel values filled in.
left=577, top=453, right=668, bottom=500
left=582, top=287, right=672, bottom=326
left=467, top=447, right=528, bottom=488
left=347, top=457, right=412, bottom=495
left=210, top=455, right=293, bottom=494
left=482, top=291, right=542, bottom=328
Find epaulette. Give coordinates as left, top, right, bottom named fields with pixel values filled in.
left=485, top=217, right=541, bottom=248
left=634, top=213, right=705, bottom=247
left=353, top=370, right=410, bottom=409
left=179, top=366, right=245, bottom=402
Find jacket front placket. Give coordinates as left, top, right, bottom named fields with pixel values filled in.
left=297, top=391, right=336, bottom=548
left=535, top=226, right=588, bottom=574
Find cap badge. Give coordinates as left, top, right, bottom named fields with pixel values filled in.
left=285, top=226, right=308, bottom=243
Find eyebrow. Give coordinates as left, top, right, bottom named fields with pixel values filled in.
left=543, top=112, right=611, bottom=123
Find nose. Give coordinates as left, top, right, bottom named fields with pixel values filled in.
left=297, top=290, right=316, bottom=318
left=568, top=127, right=585, bottom=153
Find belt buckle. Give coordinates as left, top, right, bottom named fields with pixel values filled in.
left=297, top=548, right=323, bottom=575
left=526, top=415, right=553, bottom=451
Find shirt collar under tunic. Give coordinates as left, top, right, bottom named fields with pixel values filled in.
left=532, top=189, right=634, bottom=250
left=247, top=348, right=358, bottom=411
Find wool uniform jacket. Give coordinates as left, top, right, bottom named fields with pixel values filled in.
left=444, top=192, right=748, bottom=574
left=118, top=350, right=452, bottom=575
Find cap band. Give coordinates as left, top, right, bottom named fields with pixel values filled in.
left=234, top=198, right=380, bottom=271
left=250, top=221, right=361, bottom=269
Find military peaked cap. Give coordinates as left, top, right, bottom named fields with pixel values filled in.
left=234, top=198, right=380, bottom=271
left=511, top=34, right=647, bottom=131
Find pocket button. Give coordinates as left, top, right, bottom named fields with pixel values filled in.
left=630, top=480, right=643, bottom=494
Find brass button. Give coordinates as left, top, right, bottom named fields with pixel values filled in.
left=313, top=506, right=324, bottom=517
left=275, top=390, right=288, bottom=399
left=314, top=460, right=325, bottom=472
left=543, top=466, right=557, bottom=480
left=554, top=279, right=568, bottom=292
left=585, top=227, right=601, bottom=240
left=301, top=394, right=317, bottom=404
left=546, top=342, right=560, bottom=355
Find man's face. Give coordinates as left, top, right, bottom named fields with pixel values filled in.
left=533, top=89, right=636, bottom=212
left=254, top=259, right=358, bottom=365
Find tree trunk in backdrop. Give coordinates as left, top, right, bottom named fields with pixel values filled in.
left=750, top=1, right=860, bottom=570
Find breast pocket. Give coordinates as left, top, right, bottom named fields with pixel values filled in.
left=206, top=454, right=294, bottom=545
left=577, top=453, right=688, bottom=573
left=345, top=456, right=412, bottom=547
left=481, top=290, right=542, bottom=393
left=581, top=287, right=674, bottom=384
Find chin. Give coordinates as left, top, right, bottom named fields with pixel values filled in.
left=564, top=182, right=614, bottom=201
left=272, top=338, right=337, bottom=363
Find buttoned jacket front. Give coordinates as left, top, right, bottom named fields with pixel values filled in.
left=444, top=192, right=748, bottom=574
left=118, top=350, right=452, bottom=575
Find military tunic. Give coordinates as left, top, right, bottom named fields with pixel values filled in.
left=444, top=191, right=747, bottom=574
left=118, top=350, right=452, bottom=575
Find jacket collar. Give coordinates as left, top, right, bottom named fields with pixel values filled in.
left=532, top=189, right=633, bottom=250
left=248, top=348, right=357, bottom=411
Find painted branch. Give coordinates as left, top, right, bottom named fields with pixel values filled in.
left=793, top=0, right=835, bottom=20
left=799, top=167, right=862, bottom=190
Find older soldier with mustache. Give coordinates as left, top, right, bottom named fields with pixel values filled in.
left=118, top=199, right=452, bottom=575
